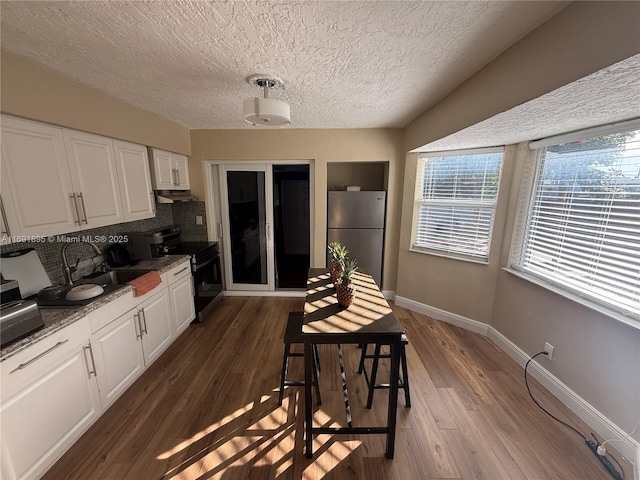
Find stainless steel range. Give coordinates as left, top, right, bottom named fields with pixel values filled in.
left=127, top=226, right=223, bottom=323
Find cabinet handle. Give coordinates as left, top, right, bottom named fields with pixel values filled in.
left=84, top=344, right=97, bottom=378
left=0, top=197, right=11, bottom=237
left=140, top=308, right=148, bottom=335
left=176, top=168, right=180, bottom=187
left=10, top=340, right=69, bottom=373
left=77, top=192, right=88, bottom=224
left=266, top=223, right=271, bottom=239
left=150, top=192, right=156, bottom=213
left=70, top=194, right=81, bottom=225
left=173, top=267, right=189, bottom=276
left=134, top=313, right=142, bottom=339
left=172, top=168, right=178, bottom=186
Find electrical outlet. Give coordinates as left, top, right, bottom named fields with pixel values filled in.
left=544, top=342, right=554, bottom=360
left=195, top=215, right=203, bottom=225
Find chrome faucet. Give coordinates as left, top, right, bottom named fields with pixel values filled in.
left=61, top=241, right=102, bottom=286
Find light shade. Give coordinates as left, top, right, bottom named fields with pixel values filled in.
left=243, top=97, right=290, bottom=126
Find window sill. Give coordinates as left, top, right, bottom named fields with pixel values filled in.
left=503, top=267, right=640, bottom=332
left=410, top=246, right=489, bottom=265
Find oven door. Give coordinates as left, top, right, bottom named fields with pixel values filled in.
left=192, top=254, right=223, bottom=322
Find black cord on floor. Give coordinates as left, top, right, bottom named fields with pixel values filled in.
left=525, top=351, right=625, bottom=480
left=525, top=352, right=587, bottom=440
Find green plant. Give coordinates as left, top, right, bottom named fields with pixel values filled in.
left=328, top=242, right=348, bottom=262
left=340, top=257, right=358, bottom=282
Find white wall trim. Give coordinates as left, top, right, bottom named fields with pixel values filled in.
left=223, top=290, right=306, bottom=298
left=487, top=326, right=639, bottom=464
left=395, top=295, right=640, bottom=470
left=382, top=290, right=396, bottom=301
left=395, top=295, right=489, bottom=335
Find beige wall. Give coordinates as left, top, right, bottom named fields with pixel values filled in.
left=397, top=145, right=517, bottom=323
left=397, top=1, right=640, bottom=439
left=492, top=142, right=639, bottom=440
left=189, top=128, right=405, bottom=290
left=2, top=1, right=637, bottom=440
left=1, top=52, right=190, bottom=154
left=405, top=1, right=640, bottom=151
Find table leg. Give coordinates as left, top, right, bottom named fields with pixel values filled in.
left=385, top=337, right=401, bottom=459
left=304, top=341, right=314, bottom=458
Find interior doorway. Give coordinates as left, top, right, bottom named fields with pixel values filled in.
left=273, top=165, right=310, bottom=289
left=210, top=161, right=312, bottom=293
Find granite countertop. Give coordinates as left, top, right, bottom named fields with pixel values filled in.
left=0, top=255, right=191, bottom=363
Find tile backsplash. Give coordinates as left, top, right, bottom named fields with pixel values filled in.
left=0, top=201, right=208, bottom=286
left=172, top=201, right=208, bottom=242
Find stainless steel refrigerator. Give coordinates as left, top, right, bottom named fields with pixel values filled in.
left=327, top=191, right=386, bottom=286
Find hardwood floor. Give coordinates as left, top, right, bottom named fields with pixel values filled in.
left=42, top=297, right=631, bottom=479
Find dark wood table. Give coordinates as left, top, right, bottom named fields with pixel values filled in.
left=303, top=268, right=405, bottom=458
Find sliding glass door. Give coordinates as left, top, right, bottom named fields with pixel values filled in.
left=219, top=164, right=275, bottom=291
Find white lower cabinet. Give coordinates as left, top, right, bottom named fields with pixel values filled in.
left=0, top=319, right=101, bottom=480
left=90, top=309, right=145, bottom=410
left=170, top=272, right=196, bottom=335
left=90, top=288, right=172, bottom=409
left=0, top=265, right=194, bottom=479
left=138, top=290, right=173, bottom=366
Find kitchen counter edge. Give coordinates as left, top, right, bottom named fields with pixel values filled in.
left=0, top=255, right=191, bottom=362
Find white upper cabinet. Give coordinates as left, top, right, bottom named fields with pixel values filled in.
left=113, top=140, right=155, bottom=222
left=1, top=196, right=11, bottom=244
left=0, top=115, right=156, bottom=238
left=1, top=116, right=79, bottom=237
left=172, top=153, right=190, bottom=190
left=63, top=130, right=125, bottom=229
left=149, top=148, right=190, bottom=190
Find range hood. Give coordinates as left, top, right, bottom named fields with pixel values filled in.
left=155, top=191, right=200, bottom=203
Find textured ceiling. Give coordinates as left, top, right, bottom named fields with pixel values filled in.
left=0, top=1, right=566, bottom=129
left=415, top=54, right=640, bottom=152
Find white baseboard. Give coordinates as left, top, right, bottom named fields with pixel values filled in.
left=224, top=290, right=394, bottom=300
left=396, top=295, right=640, bottom=471
left=487, top=327, right=639, bottom=463
left=395, top=295, right=489, bottom=335
left=223, top=290, right=306, bottom=297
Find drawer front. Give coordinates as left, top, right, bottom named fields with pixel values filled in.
left=166, top=260, right=191, bottom=285
left=88, top=290, right=135, bottom=334
left=1, top=317, right=90, bottom=403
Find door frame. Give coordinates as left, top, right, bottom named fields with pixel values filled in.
left=203, top=159, right=314, bottom=293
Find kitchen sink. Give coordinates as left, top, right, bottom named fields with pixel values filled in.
left=82, top=269, right=154, bottom=286
left=36, top=269, right=154, bottom=308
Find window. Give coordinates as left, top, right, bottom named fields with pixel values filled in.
left=412, top=147, right=504, bottom=262
left=512, top=121, right=640, bottom=321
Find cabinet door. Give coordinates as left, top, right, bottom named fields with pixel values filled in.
left=173, top=154, right=190, bottom=190
left=139, top=291, right=173, bottom=366
left=170, top=274, right=195, bottom=335
left=0, top=347, right=101, bottom=480
left=149, top=148, right=175, bottom=190
left=90, top=310, right=145, bottom=409
left=0, top=116, right=79, bottom=237
left=113, top=140, right=155, bottom=222
left=1, top=196, right=11, bottom=245
left=63, top=130, right=124, bottom=228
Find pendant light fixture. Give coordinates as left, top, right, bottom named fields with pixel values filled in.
left=243, top=75, right=290, bottom=126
